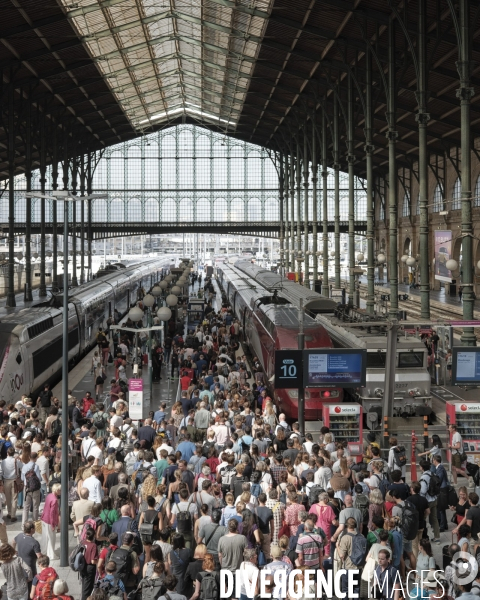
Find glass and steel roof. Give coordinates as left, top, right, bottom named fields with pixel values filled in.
left=62, top=0, right=273, bottom=132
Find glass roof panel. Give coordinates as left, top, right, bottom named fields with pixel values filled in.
left=62, top=0, right=273, bottom=132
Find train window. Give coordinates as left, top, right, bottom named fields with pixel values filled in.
left=366, top=352, right=387, bottom=368
left=398, top=352, right=424, bottom=368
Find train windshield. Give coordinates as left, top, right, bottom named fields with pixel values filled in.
left=398, top=352, right=424, bottom=368
left=366, top=352, right=387, bottom=368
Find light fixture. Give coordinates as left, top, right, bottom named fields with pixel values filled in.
left=166, top=294, right=178, bottom=306
left=157, top=307, right=172, bottom=321
left=151, top=286, right=162, bottom=297
left=159, top=280, right=168, bottom=290
left=143, top=294, right=155, bottom=308
left=446, top=259, right=458, bottom=271
left=401, top=255, right=408, bottom=263
left=357, top=253, right=365, bottom=262
left=406, top=257, right=416, bottom=267
left=377, top=253, right=386, bottom=264
left=128, top=306, right=144, bottom=322
left=171, top=285, right=181, bottom=295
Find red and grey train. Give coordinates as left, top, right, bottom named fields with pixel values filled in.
left=217, top=262, right=342, bottom=421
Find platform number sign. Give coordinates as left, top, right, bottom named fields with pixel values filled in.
left=275, top=350, right=303, bottom=389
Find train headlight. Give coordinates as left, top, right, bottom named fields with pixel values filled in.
left=408, top=388, right=421, bottom=397
left=374, top=388, right=384, bottom=398
left=321, top=390, right=339, bottom=398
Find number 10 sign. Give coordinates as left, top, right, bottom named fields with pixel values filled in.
left=274, top=350, right=304, bottom=389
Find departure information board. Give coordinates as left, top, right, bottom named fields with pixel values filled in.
left=304, top=349, right=367, bottom=387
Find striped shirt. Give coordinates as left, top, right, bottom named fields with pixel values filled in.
left=265, top=499, right=285, bottom=544
left=296, top=532, right=323, bottom=568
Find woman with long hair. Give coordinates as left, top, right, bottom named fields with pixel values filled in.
left=185, top=544, right=207, bottom=596
left=451, top=486, right=470, bottom=540
left=0, top=543, right=32, bottom=600
left=189, top=553, right=219, bottom=600
left=99, top=496, right=119, bottom=539
left=273, top=427, right=287, bottom=454
left=368, top=488, right=385, bottom=531
left=154, top=483, right=170, bottom=530
left=238, top=509, right=262, bottom=548
left=140, top=474, right=158, bottom=509
left=416, top=538, right=436, bottom=583
left=284, top=492, right=304, bottom=537
left=142, top=544, right=164, bottom=578
left=168, top=534, right=193, bottom=596
left=101, top=455, right=116, bottom=496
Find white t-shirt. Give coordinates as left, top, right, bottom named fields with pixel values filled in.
left=89, top=445, right=104, bottom=466
left=239, top=561, right=259, bottom=596
left=452, top=431, right=462, bottom=454
left=82, top=438, right=97, bottom=460
left=364, top=476, right=380, bottom=489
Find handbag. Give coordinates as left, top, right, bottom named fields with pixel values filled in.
left=278, top=520, right=290, bottom=538
left=361, top=556, right=377, bottom=583
left=257, top=548, right=267, bottom=567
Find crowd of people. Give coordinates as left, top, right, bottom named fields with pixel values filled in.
left=0, top=273, right=476, bottom=600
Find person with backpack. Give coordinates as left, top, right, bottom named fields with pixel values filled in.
left=94, top=559, right=127, bottom=600
left=170, top=486, right=198, bottom=548
left=21, top=451, right=41, bottom=525
left=198, top=508, right=227, bottom=567
left=390, top=489, right=419, bottom=577
left=109, top=532, right=141, bottom=595
left=336, top=517, right=367, bottom=596
left=188, top=553, right=220, bottom=600
left=387, top=470, right=411, bottom=500
left=167, top=534, right=193, bottom=597
left=79, top=528, right=99, bottom=600
left=387, top=436, right=407, bottom=481
left=92, top=403, right=109, bottom=436
left=419, top=459, right=441, bottom=543
left=30, top=554, right=58, bottom=600
left=157, top=574, right=186, bottom=600
left=330, top=494, right=363, bottom=544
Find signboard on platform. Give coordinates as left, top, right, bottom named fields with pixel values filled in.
left=452, top=348, right=480, bottom=385
left=434, top=230, right=453, bottom=283
left=128, top=378, right=144, bottom=420
left=304, top=349, right=367, bottom=387
left=274, top=350, right=303, bottom=389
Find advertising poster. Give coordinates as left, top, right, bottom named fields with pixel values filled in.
left=128, top=378, right=144, bottom=420
left=434, top=230, right=452, bottom=282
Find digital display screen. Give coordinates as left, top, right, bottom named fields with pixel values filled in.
left=304, top=349, right=367, bottom=387
left=452, top=348, right=480, bottom=384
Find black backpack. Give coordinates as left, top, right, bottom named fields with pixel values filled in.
left=50, top=418, right=62, bottom=438
left=308, top=485, right=324, bottom=507
left=94, top=576, right=123, bottom=598
left=393, top=446, right=407, bottom=468
left=107, top=547, right=133, bottom=583
left=175, top=501, right=192, bottom=534
left=423, top=472, right=441, bottom=497
left=199, top=571, right=219, bottom=600
left=140, top=578, right=165, bottom=600
left=373, top=473, right=389, bottom=500
left=400, top=499, right=419, bottom=541
left=94, top=412, right=108, bottom=430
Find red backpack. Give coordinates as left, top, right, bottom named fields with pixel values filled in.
left=80, top=517, right=100, bottom=542
left=33, top=567, right=57, bottom=600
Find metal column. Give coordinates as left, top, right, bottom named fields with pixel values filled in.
left=322, top=110, right=329, bottom=297
left=333, top=96, right=341, bottom=289
left=365, top=46, right=375, bottom=314
left=284, top=153, right=290, bottom=272
left=416, top=0, right=431, bottom=319
left=39, top=111, right=47, bottom=297
left=6, top=84, right=16, bottom=308
left=458, top=0, right=476, bottom=345
left=290, top=147, right=295, bottom=274
left=303, top=130, right=309, bottom=288
left=51, top=128, right=59, bottom=292
left=312, top=118, right=318, bottom=289
left=279, top=152, right=284, bottom=273
left=347, top=75, right=356, bottom=306
left=80, top=154, right=86, bottom=285
left=60, top=197, right=69, bottom=567
left=71, top=152, right=78, bottom=287
left=387, top=22, right=399, bottom=318
left=296, top=139, right=302, bottom=282
left=87, top=153, right=93, bottom=281
left=24, top=98, right=33, bottom=302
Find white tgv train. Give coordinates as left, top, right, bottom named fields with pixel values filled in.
left=0, top=257, right=176, bottom=402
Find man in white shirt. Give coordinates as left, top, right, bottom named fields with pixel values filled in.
left=83, top=466, right=104, bottom=503
left=36, top=447, right=50, bottom=501
left=314, top=457, right=332, bottom=489
left=88, top=439, right=104, bottom=466
left=275, top=414, right=289, bottom=435
left=212, top=419, right=229, bottom=450
left=109, top=408, right=123, bottom=429
left=81, top=430, right=97, bottom=462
